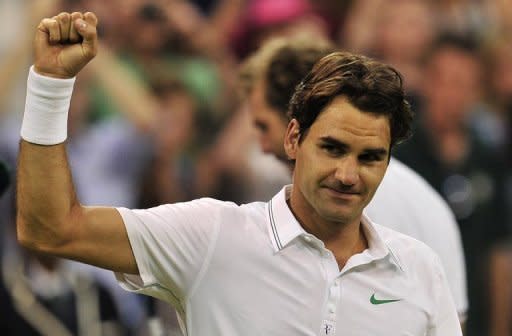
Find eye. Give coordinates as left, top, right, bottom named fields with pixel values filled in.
left=359, top=153, right=383, bottom=163
left=254, top=120, right=268, bottom=133
left=321, top=144, right=343, bottom=156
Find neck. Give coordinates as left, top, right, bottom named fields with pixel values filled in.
left=287, top=197, right=368, bottom=269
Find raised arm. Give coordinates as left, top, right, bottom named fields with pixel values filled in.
left=16, top=12, right=138, bottom=274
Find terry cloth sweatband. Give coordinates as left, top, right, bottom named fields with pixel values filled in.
left=21, top=66, right=76, bottom=145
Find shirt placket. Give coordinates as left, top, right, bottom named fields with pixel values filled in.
left=304, top=235, right=341, bottom=336
left=321, top=275, right=341, bottom=336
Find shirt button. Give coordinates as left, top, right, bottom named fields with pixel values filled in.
left=328, top=305, right=335, bottom=313
left=304, top=236, right=312, bottom=243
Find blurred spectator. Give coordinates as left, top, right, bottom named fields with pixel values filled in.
left=0, top=248, right=122, bottom=336
left=0, top=198, right=122, bottom=336
left=340, top=0, right=436, bottom=108
left=477, top=33, right=512, bottom=154
left=481, top=32, right=512, bottom=336
left=432, top=0, right=512, bottom=39
left=231, top=0, right=328, bottom=58
left=489, top=244, right=512, bottom=336
left=372, top=0, right=437, bottom=99
left=433, top=0, right=493, bottom=37
left=393, top=33, right=510, bottom=336
left=338, top=0, right=384, bottom=54
left=0, top=0, right=62, bottom=119
left=309, top=0, right=353, bottom=40
left=136, top=76, right=223, bottom=207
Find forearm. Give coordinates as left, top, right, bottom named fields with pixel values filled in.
left=16, top=141, right=81, bottom=252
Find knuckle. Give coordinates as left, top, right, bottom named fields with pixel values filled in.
left=41, top=18, right=55, bottom=27
left=48, top=19, right=58, bottom=28
left=71, top=11, right=83, bottom=19
left=58, top=12, right=70, bottom=20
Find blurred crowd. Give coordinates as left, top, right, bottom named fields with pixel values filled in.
left=0, top=0, right=512, bottom=335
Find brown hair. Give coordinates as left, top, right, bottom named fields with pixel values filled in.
left=238, top=34, right=335, bottom=118
left=289, top=51, right=413, bottom=148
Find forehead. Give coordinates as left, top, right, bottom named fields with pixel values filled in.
left=306, top=96, right=391, bottom=148
left=248, top=80, right=268, bottom=109
left=248, top=80, right=284, bottom=118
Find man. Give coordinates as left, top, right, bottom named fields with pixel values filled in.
left=239, top=35, right=468, bottom=322
left=392, top=34, right=509, bottom=336
left=17, top=12, right=462, bottom=335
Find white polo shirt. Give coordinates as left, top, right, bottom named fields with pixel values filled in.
left=115, top=186, right=462, bottom=336
left=365, top=158, right=468, bottom=318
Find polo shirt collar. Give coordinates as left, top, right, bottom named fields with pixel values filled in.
left=266, top=185, right=404, bottom=270
left=267, top=185, right=305, bottom=250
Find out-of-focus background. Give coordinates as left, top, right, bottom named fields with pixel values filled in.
left=0, top=0, right=511, bottom=335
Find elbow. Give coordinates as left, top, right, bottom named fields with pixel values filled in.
left=15, top=214, right=71, bottom=255
left=16, top=215, right=46, bottom=253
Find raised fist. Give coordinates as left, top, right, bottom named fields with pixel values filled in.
left=34, top=12, right=98, bottom=79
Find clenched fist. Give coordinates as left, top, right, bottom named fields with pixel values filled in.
left=34, top=12, right=98, bottom=79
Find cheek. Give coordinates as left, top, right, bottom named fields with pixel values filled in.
left=361, top=165, right=387, bottom=189
left=302, top=156, right=335, bottom=184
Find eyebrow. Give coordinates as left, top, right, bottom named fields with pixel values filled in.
left=320, top=136, right=349, bottom=150
left=319, top=136, right=389, bottom=157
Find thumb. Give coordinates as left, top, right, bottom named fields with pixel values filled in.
left=74, top=12, right=98, bottom=59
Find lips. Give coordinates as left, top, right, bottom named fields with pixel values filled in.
left=323, top=185, right=360, bottom=196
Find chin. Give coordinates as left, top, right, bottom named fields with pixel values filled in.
left=317, top=207, right=357, bottom=225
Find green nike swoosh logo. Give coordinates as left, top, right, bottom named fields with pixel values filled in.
left=370, top=293, right=402, bottom=305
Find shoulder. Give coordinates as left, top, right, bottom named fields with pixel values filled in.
left=374, top=222, right=430, bottom=251
left=374, top=223, right=444, bottom=275
left=368, top=158, right=456, bottom=231
left=120, top=198, right=267, bottom=226
left=172, top=197, right=267, bottom=217
left=383, top=158, right=438, bottom=197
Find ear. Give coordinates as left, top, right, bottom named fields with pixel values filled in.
left=284, top=119, right=301, bottom=160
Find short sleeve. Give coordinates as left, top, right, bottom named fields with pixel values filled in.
left=114, top=198, right=233, bottom=305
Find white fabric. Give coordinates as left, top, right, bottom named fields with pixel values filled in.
left=115, top=185, right=462, bottom=336
left=21, top=66, right=75, bottom=145
left=365, top=157, right=468, bottom=318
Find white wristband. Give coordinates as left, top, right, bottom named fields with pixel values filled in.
left=20, top=66, right=76, bottom=145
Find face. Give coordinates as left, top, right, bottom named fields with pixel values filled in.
left=423, top=47, right=481, bottom=127
left=247, top=79, right=289, bottom=162
left=378, top=0, right=434, bottom=61
left=285, top=96, right=390, bottom=226
left=491, top=44, right=512, bottom=101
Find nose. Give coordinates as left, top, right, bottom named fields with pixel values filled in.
left=334, top=156, right=359, bottom=186
left=258, top=136, right=272, bottom=154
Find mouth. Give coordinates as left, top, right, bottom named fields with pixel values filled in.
left=323, top=186, right=360, bottom=198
